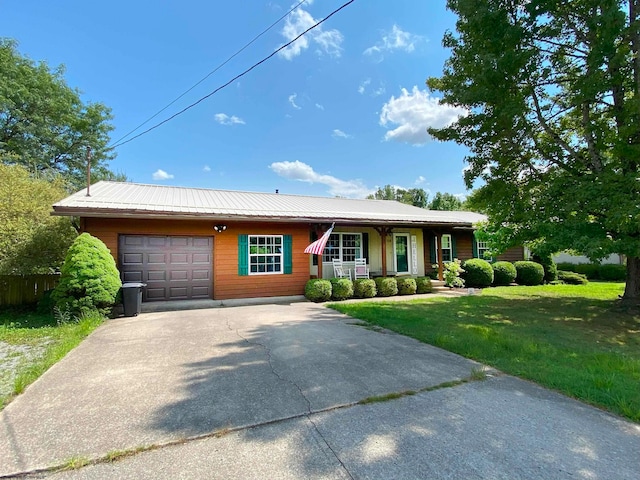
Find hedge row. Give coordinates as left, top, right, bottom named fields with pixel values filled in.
left=555, top=262, right=626, bottom=281
left=304, top=277, right=433, bottom=302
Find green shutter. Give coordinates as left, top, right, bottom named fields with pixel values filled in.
left=429, top=235, right=436, bottom=264
left=472, top=233, right=478, bottom=258
left=452, top=235, right=458, bottom=259
left=238, top=234, right=248, bottom=276
left=362, top=232, right=369, bottom=260
left=283, top=234, right=292, bottom=274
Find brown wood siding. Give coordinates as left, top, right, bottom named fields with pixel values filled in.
left=424, top=230, right=475, bottom=272
left=497, top=246, right=525, bottom=263
left=82, top=218, right=310, bottom=300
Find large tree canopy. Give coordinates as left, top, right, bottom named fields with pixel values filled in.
left=0, top=38, right=118, bottom=190
left=367, top=185, right=429, bottom=208
left=0, top=164, right=77, bottom=275
left=428, top=0, right=640, bottom=300
left=428, top=192, right=465, bottom=211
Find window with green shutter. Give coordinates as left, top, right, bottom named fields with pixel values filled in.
left=238, top=234, right=292, bottom=275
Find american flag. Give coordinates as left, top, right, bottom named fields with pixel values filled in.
left=304, top=223, right=335, bottom=255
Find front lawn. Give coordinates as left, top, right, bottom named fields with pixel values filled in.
left=330, top=283, right=640, bottom=422
left=0, top=306, right=103, bottom=409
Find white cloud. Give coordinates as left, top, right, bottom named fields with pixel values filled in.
left=364, top=24, right=423, bottom=60
left=288, top=93, right=301, bottom=110
left=315, top=103, right=324, bottom=110
left=152, top=169, right=174, bottom=180
left=358, top=78, right=371, bottom=94
left=379, top=86, right=467, bottom=145
left=203, top=165, right=211, bottom=172
left=332, top=129, right=352, bottom=139
left=278, top=3, right=343, bottom=60
left=214, top=113, right=245, bottom=125
left=269, top=160, right=371, bottom=198
left=415, top=175, right=425, bottom=185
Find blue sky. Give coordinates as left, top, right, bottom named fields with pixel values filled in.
left=1, top=0, right=471, bottom=199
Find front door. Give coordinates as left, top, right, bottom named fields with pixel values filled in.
left=394, top=234, right=410, bottom=274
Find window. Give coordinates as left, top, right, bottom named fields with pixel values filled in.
left=249, top=235, right=282, bottom=274
left=477, top=241, right=490, bottom=259
left=441, top=234, right=452, bottom=262
left=322, top=233, right=362, bottom=263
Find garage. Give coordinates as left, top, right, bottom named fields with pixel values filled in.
left=119, top=235, right=213, bottom=301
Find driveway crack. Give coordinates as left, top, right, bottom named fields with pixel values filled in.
left=224, top=317, right=354, bottom=479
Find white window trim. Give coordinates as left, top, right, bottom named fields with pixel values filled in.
left=322, top=232, right=363, bottom=263
left=441, top=234, right=453, bottom=263
left=393, top=233, right=411, bottom=275
left=477, top=240, right=491, bottom=260
left=248, top=234, right=283, bottom=275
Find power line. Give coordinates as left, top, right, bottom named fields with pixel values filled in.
left=111, top=0, right=356, bottom=149
left=110, top=0, right=309, bottom=147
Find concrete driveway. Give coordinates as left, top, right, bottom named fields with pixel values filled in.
left=1, top=301, right=638, bottom=479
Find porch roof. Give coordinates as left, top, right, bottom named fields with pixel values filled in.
left=53, top=181, right=486, bottom=227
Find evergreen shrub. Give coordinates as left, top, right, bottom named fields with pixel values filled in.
left=416, top=277, right=433, bottom=294
left=353, top=279, right=376, bottom=298
left=304, top=279, right=332, bottom=302
left=375, top=277, right=398, bottom=297
left=557, top=271, right=589, bottom=285
left=330, top=278, right=354, bottom=301
left=52, top=233, right=121, bottom=316
left=514, top=261, right=545, bottom=286
left=396, top=278, right=417, bottom=295
left=462, top=259, right=494, bottom=288
left=492, top=261, right=517, bottom=286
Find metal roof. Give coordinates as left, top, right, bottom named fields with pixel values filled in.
left=53, top=181, right=486, bottom=226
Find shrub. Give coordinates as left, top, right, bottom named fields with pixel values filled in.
left=416, top=277, right=433, bottom=294
left=397, top=278, right=417, bottom=295
left=462, top=259, right=494, bottom=288
left=443, top=259, right=465, bottom=288
left=426, top=270, right=439, bottom=280
left=514, top=261, right=545, bottom=286
left=492, top=261, right=517, bottom=286
left=573, top=263, right=601, bottom=279
left=304, top=279, right=332, bottom=302
left=532, top=254, right=558, bottom=283
left=330, top=278, right=354, bottom=301
left=558, top=271, right=589, bottom=285
left=599, top=264, right=626, bottom=281
left=52, top=233, right=121, bottom=316
left=353, top=279, right=376, bottom=298
left=375, top=277, right=398, bottom=297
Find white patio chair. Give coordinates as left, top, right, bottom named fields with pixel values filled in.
left=354, top=258, right=370, bottom=279
left=332, top=258, right=352, bottom=280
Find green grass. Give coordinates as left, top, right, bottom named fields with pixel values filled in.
left=0, top=306, right=103, bottom=409
left=330, top=283, right=640, bottom=422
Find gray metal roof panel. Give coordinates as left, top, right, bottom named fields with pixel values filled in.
left=53, top=181, right=486, bottom=225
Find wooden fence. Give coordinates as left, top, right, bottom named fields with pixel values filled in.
left=0, top=274, right=60, bottom=306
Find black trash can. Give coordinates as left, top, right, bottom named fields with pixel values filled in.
left=121, top=282, right=146, bottom=317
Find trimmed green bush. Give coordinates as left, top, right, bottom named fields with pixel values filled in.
left=375, top=277, right=398, bottom=297
left=514, top=261, right=545, bottom=286
left=416, top=277, right=433, bottom=294
left=330, top=278, right=354, bottom=301
left=353, top=279, right=376, bottom=298
left=492, top=261, right=517, bottom=286
left=462, top=258, right=494, bottom=288
left=599, top=264, right=626, bottom=281
left=52, top=233, right=121, bottom=316
left=304, top=279, right=332, bottom=302
left=397, top=278, right=417, bottom=295
left=573, top=263, right=600, bottom=279
left=533, top=254, right=558, bottom=283
left=558, top=271, right=589, bottom=285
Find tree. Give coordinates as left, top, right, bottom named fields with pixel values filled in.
left=428, top=192, right=464, bottom=210
left=427, top=0, right=640, bottom=302
left=367, top=185, right=429, bottom=208
left=0, top=39, right=118, bottom=190
left=0, top=164, right=77, bottom=274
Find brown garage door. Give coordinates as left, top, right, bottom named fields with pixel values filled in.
left=119, top=235, right=213, bottom=301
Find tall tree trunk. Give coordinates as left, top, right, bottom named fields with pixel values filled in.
left=623, top=256, right=640, bottom=301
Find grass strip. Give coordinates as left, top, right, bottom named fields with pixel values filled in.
left=331, top=283, right=640, bottom=422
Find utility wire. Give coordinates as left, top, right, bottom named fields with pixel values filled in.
left=111, top=0, right=356, bottom=149
left=110, top=0, right=308, bottom=147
